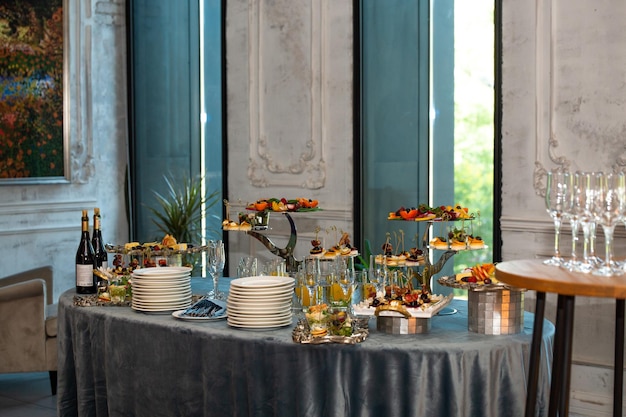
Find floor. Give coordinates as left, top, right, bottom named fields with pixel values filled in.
left=0, top=372, right=56, bottom=417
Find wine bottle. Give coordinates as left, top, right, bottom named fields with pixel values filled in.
left=76, top=209, right=97, bottom=294
left=92, top=207, right=108, bottom=269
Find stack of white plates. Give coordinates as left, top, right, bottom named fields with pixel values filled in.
left=131, top=266, right=192, bottom=313
left=227, top=276, right=295, bottom=329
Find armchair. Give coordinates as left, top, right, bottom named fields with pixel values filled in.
left=0, top=266, right=58, bottom=395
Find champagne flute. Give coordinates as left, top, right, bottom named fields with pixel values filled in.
left=209, top=240, right=226, bottom=299
left=544, top=170, right=568, bottom=266
left=591, top=172, right=625, bottom=276
left=561, top=172, right=580, bottom=271
left=336, top=257, right=355, bottom=306
left=304, top=257, right=320, bottom=306
left=574, top=171, right=599, bottom=273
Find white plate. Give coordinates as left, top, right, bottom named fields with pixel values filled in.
left=132, top=277, right=190, bottom=286
left=228, top=293, right=293, bottom=305
left=226, top=303, right=291, bottom=314
left=230, top=276, right=295, bottom=289
left=226, top=297, right=292, bottom=308
left=228, top=311, right=292, bottom=325
left=228, top=288, right=294, bottom=298
left=132, top=274, right=190, bottom=280
left=131, top=274, right=191, bottom=281
left=131, top=286, right=191, bottom=294
left=132, top=292, right=191, bottom=303
left=132, top=303, right=191, bottom=312
left=132, top=299, right=191, bottom=308
left=132, top=281, right=191, bottom=288
left=227, top=290, right=294, bottom=299
left=172, top=310, right=227, bottom=322
left=132, top=266, right=192, bottom=276
left=227, top=311, right=292, bottom=323
left=227, top=317, right=293, bottom=329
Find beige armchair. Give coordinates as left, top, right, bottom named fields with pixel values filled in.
left=0, top=266, right=58, bottom=395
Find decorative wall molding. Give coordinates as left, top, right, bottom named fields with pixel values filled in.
left=247, top=0, right=326, bottom=189
left=0, top=199, right=96, bottom=235
left=533, top=0, right=570, bottom=198
left=532, top=1, right=626, bottom=198
left=95, top=0, right=125, bottom=26
left=69, top=0, right=95, bottom=184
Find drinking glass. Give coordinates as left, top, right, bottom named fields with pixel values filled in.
left=237, top=256, right=258, bottom=278
left=208, top=240, right=226, bottom=299
left=561, top=172, right=580, bottom=271
left=573, top=171, right=599, bottom=273
left=304, top=257, right=320, bottom=306
left=293, top=266, right=308, bottom=308
left=369, top=257, right=387, bottom=297
left=591, top=172, right=625, bottom=276
left=335, top=257, right=355, bottom=306
left=544, top=170, right=568, bottom=266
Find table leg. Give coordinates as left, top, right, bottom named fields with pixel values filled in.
left=615, top=299, right=625, bottom=417
left=548, top=295, right=575, bottom=417
left=526, top=291, right=546, bottom=417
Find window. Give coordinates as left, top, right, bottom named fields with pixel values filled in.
left=359, top=0, right=496, bottom=292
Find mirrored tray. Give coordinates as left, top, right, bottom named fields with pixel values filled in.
left=437, top=275, right=525, bottom=292
left=105, top=243, right=210, bottom=256
left=292, top=318, right=369, bottom=345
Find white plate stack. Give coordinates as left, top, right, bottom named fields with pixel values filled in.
left=227, top=276, right=295, bottom=329
left=131, top=266, right=192, bottom=313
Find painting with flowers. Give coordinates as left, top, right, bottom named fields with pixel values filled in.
left=0, top=0, right=64, bottom=180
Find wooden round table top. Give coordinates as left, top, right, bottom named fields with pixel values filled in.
left=496, top=259, right=626, bottom=299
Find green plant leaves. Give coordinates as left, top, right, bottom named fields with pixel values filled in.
left=147, top=175, right=220, bottom=243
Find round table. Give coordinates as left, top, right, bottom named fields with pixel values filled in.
left=57, top=278, right=554, bottom=417
left=496, top=259, right=626, bottom=417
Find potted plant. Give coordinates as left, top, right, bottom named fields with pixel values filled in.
left=147, top=174, right=221, bottom=270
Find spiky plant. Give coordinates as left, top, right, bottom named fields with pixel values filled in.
left=148, top=175, right=220, bottom=244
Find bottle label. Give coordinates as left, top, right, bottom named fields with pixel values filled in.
left=76, top=264, right=94, bottom=287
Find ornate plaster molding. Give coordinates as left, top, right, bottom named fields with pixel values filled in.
left=533, top=1, right=570, bottom=198
left=533, top=1, right=626, bottom=197
left=247, top=0, right=327, bottom=189
left=68, top=0, right=95, bottom=184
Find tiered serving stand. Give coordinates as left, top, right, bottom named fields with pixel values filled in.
left=366, top=219, right=472, bottom=334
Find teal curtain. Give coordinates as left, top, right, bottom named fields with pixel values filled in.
left=360, top=0, right=455, bottom=291
left=129, top=0, right=223, bottom=243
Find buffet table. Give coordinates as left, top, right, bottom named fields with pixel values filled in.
left=57, top=278, right=554, bottom=417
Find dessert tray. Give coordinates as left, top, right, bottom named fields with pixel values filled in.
left=387, top=204, right=475, bottom=221
left=223, top=197, right=321, bottom=231
left=105, top=242, right=209, bottom=256
left=292, top=318, right=369, bottom=345
left=352, top=293, right=454, bottom=318
left=437, top=275, right=523, bottom=291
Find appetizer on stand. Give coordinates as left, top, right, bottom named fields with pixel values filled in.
left=221, top=198, right=323, bottom=274
left=354, top=203, right=485, bottom=334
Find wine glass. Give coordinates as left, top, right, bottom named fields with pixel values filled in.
left=591, top=172, right=625, bottom=276
left=208, top=240, right=226, bottom=299
left=544, top=170, right=568, bottom=266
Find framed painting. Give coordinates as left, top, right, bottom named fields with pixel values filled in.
left=0, top=0, right=69, bottom=184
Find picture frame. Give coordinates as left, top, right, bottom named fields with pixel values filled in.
left=0, top=0, right=70, bottom=184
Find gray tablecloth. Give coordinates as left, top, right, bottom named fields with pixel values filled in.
left=57, top=278, right=554, bottom=417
